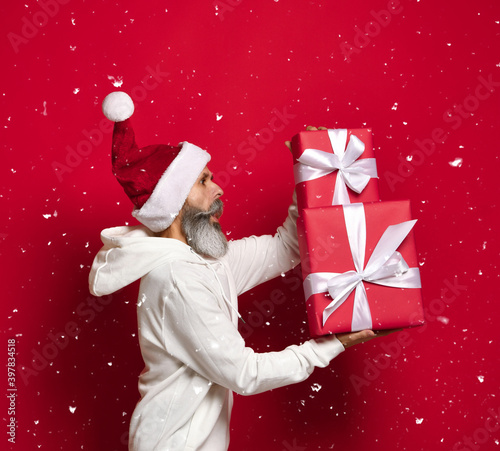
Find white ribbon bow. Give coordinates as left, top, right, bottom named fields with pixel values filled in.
left=303, top=203, right=421, bottom=331
left=293, top=129, right=378, bottom=205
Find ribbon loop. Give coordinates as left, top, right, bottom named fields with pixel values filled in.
left=365, top=251, right=408, bottom=281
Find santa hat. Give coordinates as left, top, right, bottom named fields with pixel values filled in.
left=101, top=91, right=211, bottom=232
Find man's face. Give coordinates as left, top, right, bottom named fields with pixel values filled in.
left=185, top=166, right=224, bottom=222
left=180, top=167, right=228, bottom=258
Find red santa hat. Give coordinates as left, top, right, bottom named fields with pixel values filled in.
left=102, top=91, right=211, bottom=232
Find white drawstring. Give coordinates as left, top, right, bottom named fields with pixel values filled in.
left=190, top=249, right=245, bottom=323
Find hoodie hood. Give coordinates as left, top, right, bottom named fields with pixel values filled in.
left=89, top=225, right=202, bottom=297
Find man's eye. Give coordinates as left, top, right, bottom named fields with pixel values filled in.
left=200, top=178, right=206, bottom=184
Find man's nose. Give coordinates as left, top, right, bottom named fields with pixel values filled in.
left=212, top=181, right=223, bottom=198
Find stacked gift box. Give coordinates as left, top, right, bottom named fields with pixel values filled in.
left=291, top=128, right=425, bottom=337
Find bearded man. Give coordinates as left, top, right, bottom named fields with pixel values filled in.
left=89, top=92, right=392, bottom=451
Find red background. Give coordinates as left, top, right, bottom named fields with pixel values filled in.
left=2, top=0, right=499, bottom=450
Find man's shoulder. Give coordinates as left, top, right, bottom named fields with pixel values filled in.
left=145, top=259, right=209, bottom=285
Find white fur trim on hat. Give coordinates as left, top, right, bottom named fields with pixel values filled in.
left=131, top=142, right=211, bottom=232
left=102, top=91, right=135, bottom=122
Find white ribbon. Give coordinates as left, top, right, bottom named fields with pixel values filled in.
left=303, top=203, right=421, bottom=331
left=293, top=129, right=378, bottom=205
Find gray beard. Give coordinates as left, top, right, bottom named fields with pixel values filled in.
left=181, top=199, right=228, bottom=259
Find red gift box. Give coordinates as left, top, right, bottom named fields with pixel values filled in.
left=291, top=128, right=380, bottom=209
left=297, top=200, right=425, bottom=337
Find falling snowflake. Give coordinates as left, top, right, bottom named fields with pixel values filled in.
left=107, top=75, right=124, bottom=88
left=448, top=157, right=463, bottom=168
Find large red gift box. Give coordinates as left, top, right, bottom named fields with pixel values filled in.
left=291, top=128, right=380, bottom=209
left=297, top=200, right=425, bottom=337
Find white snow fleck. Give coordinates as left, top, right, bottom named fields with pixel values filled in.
left=107, top=75, right=124, bottom=88
left=437, top=316, right=449, bottom=325
left=391, top=102, right=398, bottom=110
left=311, top=383, right=322, bottom=392
left=216, top=113, right=223, bottom=121
left=42, top=101, right=47, bottom=116
left=70, top=45, right=77, bottom=51
left=193, top=386, right=203, bottom=395
left=137, top=293, right=147, bottom=307
left=209, top=340, right=220, bottom=350
left=73, top=88, right=80, bottom=94
left=415, top=418, right=424, bottom=424
left=477, top=375, right=484, bottom=383
left=69, top=406, right=76, bottom=414
left=107, top=362, right=113, bottom=367
left=449, top=157, right=463, bottom=167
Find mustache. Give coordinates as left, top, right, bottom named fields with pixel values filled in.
left=194, top=199, right=224, bottom=219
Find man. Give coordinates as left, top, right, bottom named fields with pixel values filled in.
left=89, top=92, right=393, bottom=451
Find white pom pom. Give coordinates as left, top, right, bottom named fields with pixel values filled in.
left=102, top=91, right=134, bottom=122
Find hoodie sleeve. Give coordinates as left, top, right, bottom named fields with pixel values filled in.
left=155, top=262, right=344, bottom=396
left=223, top=191, right=300, bottom=296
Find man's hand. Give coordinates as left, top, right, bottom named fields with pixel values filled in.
left=335, top=328, right=403, bottom=349
left=284, top=125, right=328, bottom=152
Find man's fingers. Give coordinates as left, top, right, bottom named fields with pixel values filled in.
left=305, top=125, right=328, bottom=131
left=337, top=328, right=404, bottom=349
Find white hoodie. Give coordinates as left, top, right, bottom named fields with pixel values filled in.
left=89, top=198, right=344, bottom=451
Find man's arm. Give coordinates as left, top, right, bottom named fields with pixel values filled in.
left=155, top=263, right=344, bottom=395
left=221, top=191, right=300, bottom=296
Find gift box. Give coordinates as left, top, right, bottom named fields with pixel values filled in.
left=291, top=128, right=380, bottom=209
left=297, top=200, right=425, bottom=337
